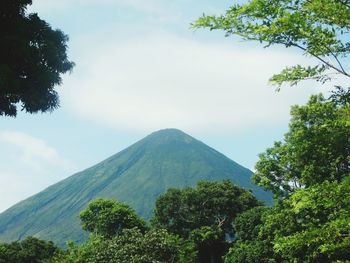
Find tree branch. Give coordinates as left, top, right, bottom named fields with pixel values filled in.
left=290, top=42, right=350, bottom=77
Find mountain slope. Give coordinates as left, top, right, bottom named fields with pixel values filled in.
left=0, top=129, right=272, bottom=246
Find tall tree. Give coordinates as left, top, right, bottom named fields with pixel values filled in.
left=152, top=180, right=261, bottom=263
left=0, top=0, right=74, bottom=117
left=253, top=94, right=350, bottom=197
left=223, top=207, right=275, bottom=263
left=193, top=0, right=350, bottom=88
left=225, top=178, right=350, bottom=262
left=259, top=177, right=350, bottom=262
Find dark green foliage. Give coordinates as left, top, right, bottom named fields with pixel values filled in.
left=152, top=180, right=261, bottom=237
left=233, top=206, right=268, bottom=241
left=152, top=180, right=261, bottom=263
left=193, top=0, right=350, bottom=87
left=0, top=236, right=60, bottom=263
left=224, top=207, right=275, bottom=263
left=79, top=199, right=147, bottom=238
left=224, top=240, right=274, bottom=263
left=253, top=94, right=350, bottom=198
left=330, top=86, right=350, bottom=106
left=0, top=0, right=74, bottom=116
left=189, top=226, right=228, bottom=263
left=0, top=129, right=271, bottom=246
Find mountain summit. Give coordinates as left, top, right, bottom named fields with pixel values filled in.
left=0, top=129, right=271, bottom=246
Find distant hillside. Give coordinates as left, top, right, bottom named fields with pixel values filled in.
left=0, top=129, right=272, bottom=246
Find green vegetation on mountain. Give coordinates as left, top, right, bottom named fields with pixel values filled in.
left=0, top=129, right=271, bottom=247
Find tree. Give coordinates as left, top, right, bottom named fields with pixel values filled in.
left=79, top=199, right=147, bottom=238
left=223, top=207, right=276, bottom=263
left=0, top=236, right=60, bottom=263
left=193, top=2, right=350, bottom=262
left=152, top=180, right=260, bottom=237
left=193, top=0, right=350, bottom=88
left=152, top=180, right=261, bottom=263
left=225, top=178, right=350, bottom=262
left=253, top=94, right=350, bottom=198
left=224, top=240, right=275, bottom=263
left=260, top=177, right=350, bottom=262
left=0, top=0, right=74, bottom=117
left=60, top=228, right=195, bottom=263
left=233, top=206, right=269, bottom=242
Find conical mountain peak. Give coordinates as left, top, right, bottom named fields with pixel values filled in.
left=0, top=129, right=272, bottom=246
left=144, top=128, right=194, bottom=142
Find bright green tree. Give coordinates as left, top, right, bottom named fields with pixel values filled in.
left=59, top=228, right=195, bottom=263
left=79, top=199, right=147, bottom=238
left=193, top=0, right=350, bottom=88
left=0, top=0, right=74, bottom=116
left=225, top=178, right=350, bottom=262
left=193, top=2, right=350, bottom=262
left=259, top=177, right=350, bottom=262
left=253, top=94, right=350, bottom=197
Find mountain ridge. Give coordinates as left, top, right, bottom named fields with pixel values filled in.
left=0, top=128, right=272, bottom=246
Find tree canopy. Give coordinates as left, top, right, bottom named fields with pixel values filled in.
left=224, top=178, right=350, bottom=262
left=61, top=228, right=191, bottom=263
left=152, top=180, right=261, bottom=237
left=253, top=94, right=350, bottom=198
left=0, top=0, right=74, bottom=117
left=193, top=0, right=350, bottom=88
left=79, top=199, right=147, bottom=239
left=152, top=180, right=261, bottom=263
left=0, top=236, right=60, bottom=263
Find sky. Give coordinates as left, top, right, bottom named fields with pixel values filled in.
left=0, top=0, right=333, bottom=212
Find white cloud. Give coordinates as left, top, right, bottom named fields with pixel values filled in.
left=28, top=0, right=168, bottom=17
left=61, top=33, right=326, bottom=133
left=0, top=131, right=75, bottom=212
left=0, top=131, right=73, bottom=169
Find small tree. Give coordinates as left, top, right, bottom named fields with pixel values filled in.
left=79, top=199, right=147, bottom=238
